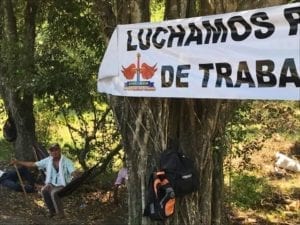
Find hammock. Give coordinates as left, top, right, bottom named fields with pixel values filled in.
left=33, top=143, right=49, bottom=160
left=58, top=145, right=121, bottom=197
left=58, top=162, right=99, bottom=197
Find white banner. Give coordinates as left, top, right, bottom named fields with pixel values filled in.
left=98, top=3, right=300, bottom=100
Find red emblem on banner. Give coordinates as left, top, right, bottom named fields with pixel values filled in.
left=121, top=53, right=157, bottom=91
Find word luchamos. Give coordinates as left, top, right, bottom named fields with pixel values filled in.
left=127, top=6, right=299, bottom=50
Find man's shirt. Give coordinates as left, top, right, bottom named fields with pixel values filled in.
left=35, top=156, right=75, bottom=186
left=0, top=170, right=5, bottom=178
left=114, top=167, right=128, bottom=185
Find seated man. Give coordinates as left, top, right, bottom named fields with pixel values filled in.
left=12, top=143, right=76, bottom=218
left=114, top=167, right=128, bottom=187
left=0, top=166, right=36, bottom=193
left=113, top=167, right=128, bottom=204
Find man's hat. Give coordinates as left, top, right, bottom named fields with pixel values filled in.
left=49, top=143, right=60, bottom=151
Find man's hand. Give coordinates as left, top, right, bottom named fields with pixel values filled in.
left=10, top=159, right=36, bottom=168
left=10, top=158, right=18, bottom=165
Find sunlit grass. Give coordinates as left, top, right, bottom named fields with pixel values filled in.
left=0, top=139, right=13, bottom=161
left=225, top=172, right=273, bottom=209
left=34, top=199, right=45, bottom=208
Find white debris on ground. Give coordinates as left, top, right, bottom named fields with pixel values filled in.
left=274, top=152, right=300, bottom=173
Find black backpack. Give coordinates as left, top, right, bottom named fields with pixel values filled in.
left=143, top=170, right=176, bottom=221
left=160, top=149, right=199, bottom=197
left=3, top=117, right=17, bottom=142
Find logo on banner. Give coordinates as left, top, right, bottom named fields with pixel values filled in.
left=121, top=53, right=157, bottom=91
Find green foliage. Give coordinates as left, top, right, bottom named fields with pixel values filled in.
left=0, top=140, right=13, bottom=161
left=225, top=100, right=300, bottom=171
left=150, top=0, right=165, bottom=21
left=231, top=101, right=300, bottom=141
left=0, top=1, right=65, bottom=94
left=0, top=104, right=13, bottom=160
left=228, top=173, right=272, bottom=209
left=34, top=0, right=104, bottom=108
left=224, top=99, right=299, bottom=219
left=55, top=101, right=121, bottom=169
left=34, top=99, right=58, bottom=145
left=30, top=0, right=119, bottom=169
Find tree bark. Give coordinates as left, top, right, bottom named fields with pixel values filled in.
left=0, top=0, right=37, bottom=160
left=94, top=0, right=284, bottom=224
left=95, top=0, right=232, bottom=224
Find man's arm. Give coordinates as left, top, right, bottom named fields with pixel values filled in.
left=11, top=159, right=37, bottom=168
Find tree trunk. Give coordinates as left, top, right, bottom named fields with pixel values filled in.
left=0, top=0, right=37, bottom=161
left=112, top=97, right=170, bottom=225
left=110, top=98, right=235, bottom=225
left=95, top=0, right=285, bottom=224
left=95, top=0, right=232, bottom=224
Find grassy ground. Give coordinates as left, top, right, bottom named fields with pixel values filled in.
left=1, top=135, right=298, bottom=225
left=226, top=134, right=300, bottom=225
left=0, top=141, right=13, bottom=161
left=0, top=160, right=128, bottom=225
